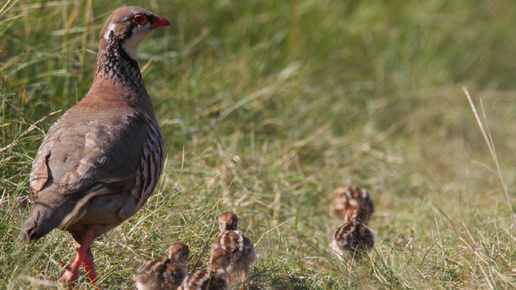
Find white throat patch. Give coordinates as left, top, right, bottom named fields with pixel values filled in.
left=104, top=22, right=116, bottom=40
left=122, top=24, right=150, bottom=60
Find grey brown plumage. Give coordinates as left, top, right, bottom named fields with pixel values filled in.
left=22, top=6, right=170, bottom=283
left=134, top=242, right=190, bottom=290
left=212, top=212, right=255, bottom=283
left=181, top=248, right=230, bottom=290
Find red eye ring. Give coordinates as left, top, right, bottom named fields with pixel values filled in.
left=132, top=14, right=148, bottom=25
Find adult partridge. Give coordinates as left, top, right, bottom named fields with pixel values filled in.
left=329, top=184, right=375, bottom=224
left=212, top=212, right=256, bottom=283
left=181, top=248, right=231, bottom=290
left=22, top=6, right=170, bottom=283
left=134, top=242, right=190, bottom=290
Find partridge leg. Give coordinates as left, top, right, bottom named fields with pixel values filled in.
left=82, top=247, right=97, bottom=283
left=59, top=252, right=81, bottom=282
left=60, top=228, right=97, bottom=283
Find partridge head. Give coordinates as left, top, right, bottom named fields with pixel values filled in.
left=218, top=212, right=238, bottom=232
left=93, top=6, right=170, bottom=93
left=168, top=241, right=190, bottom=265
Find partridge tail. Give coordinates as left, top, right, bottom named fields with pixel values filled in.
left=22, top=193, right=75, bottom=242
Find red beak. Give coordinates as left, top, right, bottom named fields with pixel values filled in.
left=151, top=15, right=170, bottom=28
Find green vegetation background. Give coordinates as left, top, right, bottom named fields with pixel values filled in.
left=2, top=0, right=516, bottom=288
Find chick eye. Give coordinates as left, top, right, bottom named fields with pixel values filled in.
left=132, top=14, right=148, bottom=25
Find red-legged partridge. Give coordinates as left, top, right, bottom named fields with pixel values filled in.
left=330, top=220, right=375, bottom=260
left=212, top=212, right=256, bottom=283
left=181, top=248, right=231, bottom=290
left=329, top=184, right=374, bottom=224
left=22, top=6, right=170, bottom=283
left=134, top=242, right=190, bottom=290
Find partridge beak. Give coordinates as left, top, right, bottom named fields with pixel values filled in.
left=151, top=15, right=171, bottom=28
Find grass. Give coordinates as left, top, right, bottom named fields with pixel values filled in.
left=2, top=0, right=516, bottom=288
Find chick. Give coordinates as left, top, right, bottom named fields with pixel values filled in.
left=134, top=242, right=190, bottom=290
left=330, top=220, right=375, bottom=260
left=212, top=212, right=256, bottom=282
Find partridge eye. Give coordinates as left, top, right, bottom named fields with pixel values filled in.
left=132, top=14, right=148, bottom=25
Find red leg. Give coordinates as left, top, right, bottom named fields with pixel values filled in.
left=59, top=254, right=81, bottom=282
left=82, top=247, right=97, bottom=284
left=59, top=228, right=97, bottom=284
